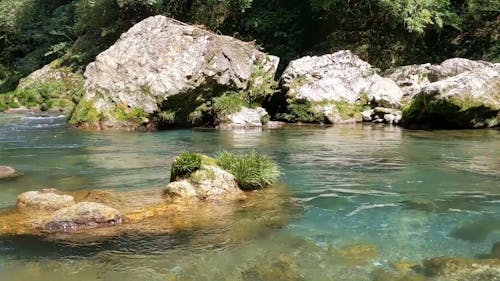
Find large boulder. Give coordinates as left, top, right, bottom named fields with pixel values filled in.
left=164, top=165, right=244, bottom=201
left=399, top=61, right=500, bottom=129
left=0, top=165, right=22, bottom=179
left=385, top=58, right=499, bottom=102
left=72, top=15, right=279, bottom=130
left=17, top=189, right=75, bottom=211
left=277, top=50, right=403, bottom=124
left=44, top=202, right=122, bottom=232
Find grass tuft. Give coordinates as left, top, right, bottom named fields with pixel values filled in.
left=216, top=151, right=280, bottom=190
left=170, top=151, right=202, bottom=181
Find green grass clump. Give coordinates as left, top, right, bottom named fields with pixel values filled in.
left=69, top=99, right=103, bottom=125
left=216, top=151, right=280, bottom=190
left=170, top=152, right=202, bottom=181
left=212, top=92, right=246, bottom=115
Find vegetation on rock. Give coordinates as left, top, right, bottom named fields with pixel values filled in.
left=216, top=151, right=281, bottom=190
left=170, top=152, right=202, bottom=181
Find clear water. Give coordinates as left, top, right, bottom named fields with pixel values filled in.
left=0, top=113, right=499, bottom=280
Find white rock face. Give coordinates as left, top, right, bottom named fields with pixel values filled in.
left=216, top=107, right=268, bottom=129
left=79, top=16, right=278, bottom=128
left=279, top=50, right=403, bottom=123
left=389, top=59, right=500, bottom=128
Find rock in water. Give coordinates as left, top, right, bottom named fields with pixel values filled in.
left=17, top=189, right=75, bottom=211
left=73, top=15, right=279, bottom=130
left=215, top=107, right=269, bottom=130
left=278, top=50, right=403, bottom=124
left=386, top=58, right=500, bottom=129
left=44, top=202, right=122, bottom=232
left=164, top=165, right=244, bottom=201
left=423, top=257, right=500, bottom=281
left=0, top=166, right=21, bottom=179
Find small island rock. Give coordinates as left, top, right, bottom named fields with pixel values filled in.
left=17, top=189, right=75, bottom=211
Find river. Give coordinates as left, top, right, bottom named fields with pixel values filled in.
left=0, top=113, right=498, bottom=280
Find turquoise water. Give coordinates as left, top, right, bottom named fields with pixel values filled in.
left=0, top=113, right=499, bottom=280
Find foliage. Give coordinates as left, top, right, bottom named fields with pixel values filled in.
left=69, top=99, right=103, bottom=125
left=0, top=0, right=498, bottom=95
left=216, top=151, right=280, bottom=190
left=170, top=152, right=202, bottom=181
left=212, top=92, right=247, bottom=115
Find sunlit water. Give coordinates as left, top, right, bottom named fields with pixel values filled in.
left=0, top=113, right=499, bottom=280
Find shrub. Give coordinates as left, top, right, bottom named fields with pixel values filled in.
left=216, top=151, right=280, bottom=190
left=170, top=151, right=202, bottom=181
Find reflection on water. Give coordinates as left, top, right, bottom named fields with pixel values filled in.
left=0, top=113, right=499, bottom=280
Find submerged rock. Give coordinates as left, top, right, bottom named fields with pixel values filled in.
left=423, top=257, right=500, bottom=281
left=73, top=15, right=278, bottom=130
left=164, top=164, right=244, bottom=201
left=17, top=189, right=75, bottom=211
left=331, top=243, right=379, bottom=265
left=387, top=58, right=500, bottom=129
left=277, top=50, right=402, bottom=124
left=0, top=165, right=22, bottom=179
left=44, top=202, right=122, bottom=232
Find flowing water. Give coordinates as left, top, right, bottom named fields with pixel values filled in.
left=0, top=113, right=499, bottom=280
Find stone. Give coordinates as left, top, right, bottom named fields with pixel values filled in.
left=216, top=107, right=268, bottom=130
left=242, top=255, right=305, bottom=281
left=366, top=77, right=403, bottom=108
left=278, top=50, right=402, bottom=124
left=44, top=202, right=122, bottom=232
left=75, top=15, right=279, bottom=130
left=0, top=165, right=21, bottom=179
left=361, top=109, right=374, bottom=121
left=402, top=65, right=499, bottom=129
left=331, top=243, right=379, bottom=265
left=164, top=165, right=244, bottom=201
left=17, top=189, right=75, bottom=211
left=423, top=257, right=500, bottom=281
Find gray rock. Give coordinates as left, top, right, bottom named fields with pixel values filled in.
left=423, top=257, right=500, bottom=281
left=44, top=202, right=122, bottom=232
left=361, top=109, right=374, bottom=121
left=385, top=58, right=499, bottom=101
left=17, top=189, right=75, bottom=211
left=77, top=15, right=278, bottom=129
left=0, top=166, right=21, bottom=179
left=164, top=165, right=244, bottom=201
left=401, top=64, right=500, bottom=128
left=279, top=50, right=402, bottom=124
left=216, top=107, right=268, bottom=130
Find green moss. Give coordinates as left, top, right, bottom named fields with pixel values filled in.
left=0, top=66, right=84, bottom=114
left=402, top=93, right=499, bottom=129
left=111, top=105, right=148, bottom=122
left=69, top=98, right=104, bottom=125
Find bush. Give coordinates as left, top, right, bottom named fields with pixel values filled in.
left=216, top=151, right=280, bottom=190
left=170, top=151, right=202, bottom=181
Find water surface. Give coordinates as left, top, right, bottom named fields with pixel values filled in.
left=0, top=113, right=499, bottom=280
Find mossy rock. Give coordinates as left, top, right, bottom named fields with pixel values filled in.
left=0, top=62, right=84, bottom=115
